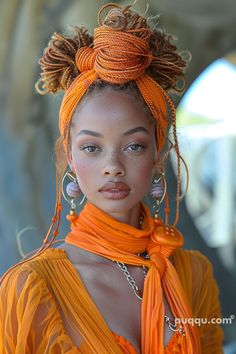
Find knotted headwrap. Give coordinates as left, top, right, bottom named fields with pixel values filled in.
left=59, top=25, right=169, bottom=158
left=65, top=202, right=201, bottom=353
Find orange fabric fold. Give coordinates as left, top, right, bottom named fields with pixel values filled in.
left=65, top=202, right=201, bottom=353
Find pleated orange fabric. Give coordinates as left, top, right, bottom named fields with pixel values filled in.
left=0, top=246, right=224, bottom=353
left=64, top=202, right=201, bottom=353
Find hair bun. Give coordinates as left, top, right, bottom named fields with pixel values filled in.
left=35, top=4, right=188, bottom=95
left=35, top=27, right=93, bottom=94
left=98, top=3, right=187, bottom=92
left=148, top=30, right=187, bottom=92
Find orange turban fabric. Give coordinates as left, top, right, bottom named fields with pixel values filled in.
left=59, top=25, right=169, bottom=158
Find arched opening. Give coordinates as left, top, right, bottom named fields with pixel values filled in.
left=175, top=51, right=236, bottom=272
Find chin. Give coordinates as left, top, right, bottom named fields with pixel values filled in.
left=96, top=198, right=141, bottom=215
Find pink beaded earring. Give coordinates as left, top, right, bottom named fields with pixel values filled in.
left=150, top=173, right=185, bottom=247
left=62, top=171, right=86, bottom=215
left=150, top=173, right=167, bottom=219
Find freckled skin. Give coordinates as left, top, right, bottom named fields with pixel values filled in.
left=68, top=88, right=157, bottom=226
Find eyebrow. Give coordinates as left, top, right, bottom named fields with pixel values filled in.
left=77, top=126, right=150, bottom=138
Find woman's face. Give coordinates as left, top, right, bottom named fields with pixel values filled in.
left=68, top=88, right=157, bottom=217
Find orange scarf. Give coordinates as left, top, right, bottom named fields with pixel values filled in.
left=65, top=202, right=201, bottom=353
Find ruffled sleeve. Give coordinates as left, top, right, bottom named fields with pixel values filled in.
left=0, top=264, right=78, bottom=354
left=172, top=249, right=224, bottom=354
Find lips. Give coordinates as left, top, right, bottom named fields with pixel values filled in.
left=99, top=182, right=130, bottom=192
left=99, top=182, right=130, bottom=200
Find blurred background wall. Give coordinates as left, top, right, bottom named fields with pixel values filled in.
left=0, top=0, right=235, bottom=350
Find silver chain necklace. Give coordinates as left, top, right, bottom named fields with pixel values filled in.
left=112, top=215, right=185, bottom=336
left=113, top=215, right=147, bottom=301
left=113, top=255, right=185, bottom=336
left=115, top=254, right=148, bottom=300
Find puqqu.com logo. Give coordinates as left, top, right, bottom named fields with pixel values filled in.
left=174, top=315, right=235, bottom=326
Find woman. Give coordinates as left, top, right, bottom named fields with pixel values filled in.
left=0, top=3, right=223, bottom=353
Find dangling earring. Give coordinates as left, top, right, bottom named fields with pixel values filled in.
left=150, top=172, right=184, bottom=246
left=62, top=171, right=86, bottom=215
left=150, top=172, right=167, bottom=220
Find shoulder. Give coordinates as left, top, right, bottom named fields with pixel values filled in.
left=172, top=248, right=214, bottom=275
left=171, top=248, right=215, bottom=297
left=0, top=261, right=43, bottom=302
left=172, top=248, right=221, bottom=315
left=0, top=248, right=69, bottom=325
left=172, top=248, right=217, bottom=294
left=0, top=259, right=51, bottom=336
left=172, top=251, right=224, bottom=349
left=0, top=248, right=66, bottom=296
left=0, top=249, right=77, bottom=352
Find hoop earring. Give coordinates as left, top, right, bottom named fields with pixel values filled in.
left=150, top=171, right=184, bottom=246
left=62, top=171, right=86, bottom=215
left=150, top=173, right=167, bottom=220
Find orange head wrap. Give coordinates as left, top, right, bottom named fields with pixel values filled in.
left=59, top=25, right=169, bottom=159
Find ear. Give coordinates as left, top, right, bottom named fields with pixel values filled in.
left=152, top=162, right=156, bottom=178
left=152, top=158, right=163, bottom=177
left=67, top=150, right=75, bottom=173
left=153, top=158, right=159, bottom=171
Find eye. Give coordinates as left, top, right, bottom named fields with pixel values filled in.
left=126, top=143, right=144, bottom=152
left=81, top=144, right=100, bottom=153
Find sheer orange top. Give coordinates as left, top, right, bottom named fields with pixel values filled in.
left=0, top=247, right=223, bottom=353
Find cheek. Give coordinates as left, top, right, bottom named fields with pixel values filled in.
left=131, top=156, right=155, bottom=182
left=74, top=163, right=93, bottom=179
left=72, top=160, right=95, bottom=195
left=71, top=153, right=95, bottom=180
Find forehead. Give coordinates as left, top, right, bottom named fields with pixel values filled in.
left=72, top=88, right=154, bottom=131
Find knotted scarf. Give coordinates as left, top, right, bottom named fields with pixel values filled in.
left=65, top=202, right=201, bottom=353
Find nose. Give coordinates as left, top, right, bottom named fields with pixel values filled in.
left=102, top=153, right=125, bottom=177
